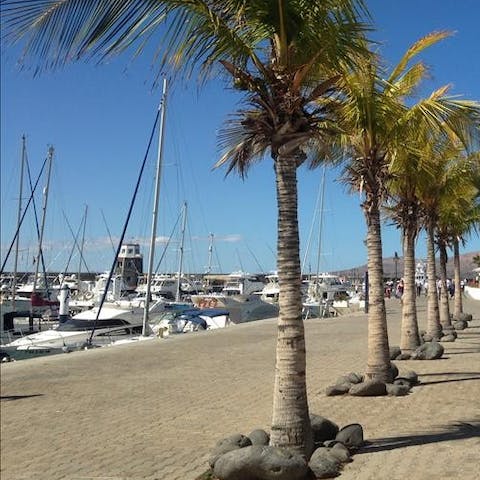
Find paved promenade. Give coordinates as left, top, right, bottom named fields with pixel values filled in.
left=1, top=296, right=479, bottom=480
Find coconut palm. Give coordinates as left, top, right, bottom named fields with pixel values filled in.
left=1, top=0, right=372, bottom=454
left=436, top=153, right=480, bottom=320
left=333, top=31, right=480, bottom=379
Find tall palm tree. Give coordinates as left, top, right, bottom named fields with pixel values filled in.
left=333, top=31, right=479, bottom=379
left=436, top=153, right=480, bottom=319
left=1, top=0, right=372, bottom=455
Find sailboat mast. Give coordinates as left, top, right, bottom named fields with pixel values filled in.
left=175, top=202, right=187, bottom=302
left=77, top=205, right=88, bottom=288
left=206, top=233, right=214, bottom=274
left=142, top=78, right=167, bottom=336
left=32, top=145, right=54, bottom=293
left=11, top=135, right=27, bottom=309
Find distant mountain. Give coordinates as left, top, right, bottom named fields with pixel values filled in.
left=335, top=250, right=480, bottom=280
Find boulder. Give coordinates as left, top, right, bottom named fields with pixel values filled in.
left=402, top=370, right=419, bottom=385
left=389, top=362, right=399, bottom=380
left=349, top=380, right=387, bottom=397
left=393, top=377, right=413, bottom=388
left=325, top=383, right=351, bottom=396
left=389, top=346, right=401, bottom=360
left=248, top=429, right=270, bottom=446
left=440, top=334, right=456, bottom=342
left=213, top=445, right=308, bottom=480
left=386, top=383, right=410, bottom=396
left=308, top=447, right=342, bottom=479
left=345, top=372, right=364, bottom=384
left=454, top=312, right=472, bottom=322
left=396, top=353, right=412, bottom=360
left=422, top=333, right=434, bottom=342
left=335, top=423, right=364, bottom=450
left=209, top=434, right=252, bottom=467
left=453, top=320, right=468, bottom=330
left=411, top=342, right=444, bottom=360
left=310, top=415, right=339, bottom=443
left=330, top=443, right=352, bottom=463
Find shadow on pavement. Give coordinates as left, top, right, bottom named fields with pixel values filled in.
left=360, top=420, right=480, bottom=453
left=0, top=394, right=44, bottom=402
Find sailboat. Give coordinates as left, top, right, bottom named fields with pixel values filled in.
left=302, top=168, right=351, bottom=318
left=2, top=81, right=174, bottom=355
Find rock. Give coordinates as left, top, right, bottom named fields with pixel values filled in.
left=248, top=429, right=270, bottom=446
left=389, top=362, right=399, bottom=380
left=335, top=375, right=353, bottom=386
left=335, top=424, right=364, bottom=450
left=453, top=320, right=468, bottom=330
left=396, top=353, right=412, bottom=360
left=330, top=443, right=352, bottom=463
left=389, top=346, right=401, bottom=360
left=422, top=333, right=434, bottom=342
left=209, top=434, right=252, bottom=467
left=349, top=380, right=387, bottom=397
left=346, top=372, right=364, bottom=384
left=411, top=342, right=444, bottom=360
left=310, top=415, right=339, bottom=443
left=386, top=383, right=410, bottom=396
left=454, top=312, right=472, bottom=322
left=325, top=383, right=350, bottom=396
left=213, top=445, right=308, bottom=480
left=393, top=377, right=413, bottom=388
left=402, top=370, right=419, bottom=385
left=308, top=447, right=342, bottom=479
left=440, top=334, right=456, bottom=342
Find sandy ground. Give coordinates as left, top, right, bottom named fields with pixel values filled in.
left=1, top=296, right=479, bottom=480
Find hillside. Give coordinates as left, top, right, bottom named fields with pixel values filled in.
left=335, top=250, right=479, bottom=280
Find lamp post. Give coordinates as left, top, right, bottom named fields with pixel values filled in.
left=394, top=251, right=399, bottom=283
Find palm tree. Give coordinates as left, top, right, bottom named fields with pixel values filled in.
left=334, top=31, right=479, bottom=378
left=1, top=0, right=372, bottom=455
left=437, top=153, right=480, bottom=320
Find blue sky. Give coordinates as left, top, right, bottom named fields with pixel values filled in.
left=1, top=0, right=479, bottom=276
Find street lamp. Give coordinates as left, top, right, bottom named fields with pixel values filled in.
left=394, top=251, right=399, bottom=283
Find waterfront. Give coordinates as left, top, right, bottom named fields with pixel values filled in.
left=1, top=296, right=479, bottom=480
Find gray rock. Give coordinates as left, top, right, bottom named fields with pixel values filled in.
left=454, top=312, right=472, bottom=322
left=422, top=333, right=434, bottom=342
left=453, top=320, right=468, bottom=330
left=248, top=429, right=270, bottom=446
left=310, top=414, right=339, bottom=443
left=323, top=440, right=341, bottom=448
left=396, top=353, right=412, bottom=360
left=386, top=383, right=410, bottom=396
left=346, top=372, right=364, bottom=384
left=213, top=445, right=308, bottom=480
left=389, top=346, right=401, bottom=360
left=402, top=370, right=419, bottom=385
left=330, top=443, right=352, bottom=463
left=325, top=383, right=351, bottom=396
left=335, top=375, right=353, bottom=386
left=308, top=447, right=342, bottom=479
left=411, top=342, right=444, bottom=360
left=393, top=377, right=413, bottom=388
left=389, top=362, right=399, bottom=380
left=440, top=334, right=456, bottom=342
left=349, top=380, right=387, bottom=397
left=335, top=423, right=364, bottom=449
left=209, top=434, right=252, bottom=467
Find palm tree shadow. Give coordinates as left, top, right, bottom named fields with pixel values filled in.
left=0, top=394, right=44, bottom=401
left=360, top=420, right=480, bottom=454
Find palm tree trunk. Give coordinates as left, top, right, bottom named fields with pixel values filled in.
left=364, top=201, right=391, bottom=382
left=438, top=240, right=451, bottom=328
left=453, top=238, right=463, bottom=318
left=426, top=220, right=442, bottom=339
left=270, top=153, right=312, bottom=456
left=400, top=227, right=420, bottom=353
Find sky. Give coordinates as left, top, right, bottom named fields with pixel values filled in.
left=1, top=0, right=479, bottom=277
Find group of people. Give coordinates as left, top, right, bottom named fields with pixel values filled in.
left=385, top=277, right=468, bottom=300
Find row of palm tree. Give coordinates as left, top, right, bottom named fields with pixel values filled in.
left=2, top=0, right=479, bottom=458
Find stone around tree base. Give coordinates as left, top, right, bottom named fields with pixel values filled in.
left=396, top=352, right=412, bottom=360
left=386, top=383, right=410, bottom=396
left=248, top=429, right=270, bottom=446
left=308, top=447, right=343, bottom=479
left=453, top=320, right=468, bottom=330
left=389, top=346, right=401, bottom=360
left=209, top=434, right=252, bottom=467
left=349, top=380, right=387, bottom=397
left=310, top=414, right=340, bottom=444
left=454, top=312, right=473, bottom=322
left=335, top=423, right=364, bottom=450
left=440, top=334, right=456, bottom=342
left=411, top=341, right=444, bottom=360
left=213, top=445, right=309, bottom=480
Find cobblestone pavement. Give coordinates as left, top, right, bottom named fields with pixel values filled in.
left=1, top=297, right=479, bottom=480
